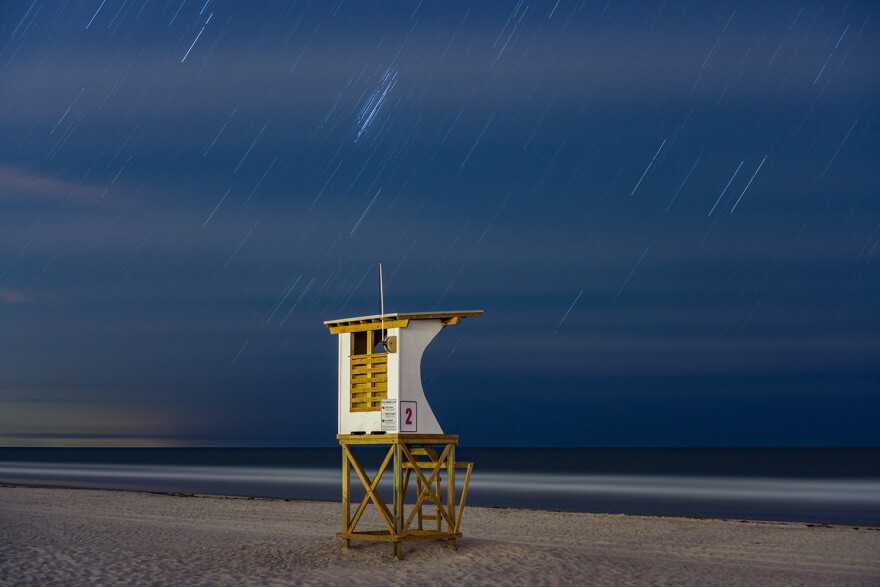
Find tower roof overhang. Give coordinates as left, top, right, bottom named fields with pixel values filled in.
left=324, top=310, right=482, bottom=334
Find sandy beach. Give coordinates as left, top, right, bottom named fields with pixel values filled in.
left=1, top=486, right=878, bottom=586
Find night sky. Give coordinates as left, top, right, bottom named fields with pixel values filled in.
left=1, top=1, right=878, bottom=447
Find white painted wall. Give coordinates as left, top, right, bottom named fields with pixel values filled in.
left=394, top=320, right=444, bottom=434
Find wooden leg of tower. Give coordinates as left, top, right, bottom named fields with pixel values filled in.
left=435, top=472, right=441, bottom=532
left=342, top=445, right=350, bottom=549
left=447, top=443, right=456, bottom=548
left=416, top=477, right=423, bottom=531
left=393, top=441, right=403, bottom=560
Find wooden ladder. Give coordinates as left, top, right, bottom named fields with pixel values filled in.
left=402, top=446, right=474, bottom=535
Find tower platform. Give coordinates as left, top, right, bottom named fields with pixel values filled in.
left=338, top=433, right=473, bottom=559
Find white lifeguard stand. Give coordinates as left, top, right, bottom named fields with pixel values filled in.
left=324, top=310, right=481, bottom=559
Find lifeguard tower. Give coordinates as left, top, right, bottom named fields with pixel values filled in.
left=324, top=310, right=481, bottom=559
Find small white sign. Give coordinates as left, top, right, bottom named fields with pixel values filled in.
left=380, top=399, right=397, bottom=432
left=400, top=401, right=417, bottom=432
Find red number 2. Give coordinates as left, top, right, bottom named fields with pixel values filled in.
left=405, top=407, right=413, bottom=425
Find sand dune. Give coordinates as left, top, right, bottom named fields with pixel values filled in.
left=1, top=486, right=878, bottom=586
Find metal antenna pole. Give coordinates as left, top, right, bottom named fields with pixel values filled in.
left=379, top=262, right=385, bottom=342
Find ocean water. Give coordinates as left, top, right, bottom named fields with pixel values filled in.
left=1, top=447, right=878, bottom=526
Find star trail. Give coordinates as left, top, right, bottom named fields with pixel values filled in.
left=0, top=1, right=878, bottom=447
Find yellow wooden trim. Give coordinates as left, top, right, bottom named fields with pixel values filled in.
left=395, top=312, right=479, bottom=321
left=351, top=367, right=386, bottom=374
left=335, top=531, right=394, bottom=542
left=350, top=388, right=386, bottom=394
left=350, top=365, right=387, bottom=375
left=350, top=400, right=385, bottom=408
left=325, top=310, right=482, bottom=331
left=335, top=530, right=462, bottom=542
left=337, top=434, right=458, bottom=444
left=435, top=468, right=442, bottom=533
left=350, top=351, right=388, bottom=412
left=351, top=375, right=387, bottom=382
left=402, top=456, right=452, bottom=532
left=393, top=443, right=403, bottom=558
left=402, top=462, right=442, bottom=469
left=343, top=445, right=396, bottom=537
left=351, top=351, right=388, bottom=358
left=415, top=475, right=423, bottom=531
left=454, top=462, right=473, bottom=533
left=447, top=444, right=455, bottom=533
left=350, top=398, right=386, bottom=405
left=351, top=404, right=384, bottom=413
left=351, top=375, right=388, bottom=384
left=337, top=434, right=459, bottom=444
left=329, top=319, right=410, bottom=334
left=348, top=445, right=394, bottom=533
left=342, top=446, right=350, bottom=548
left=350, top=364, right=384, bottom=371
left=351, top=387, right=388, bottom=395
left=351, top=354, right=387, bottom=363
left=402, top=468, right=412, bottom=503
left=401, top=444, right=455, bottom=531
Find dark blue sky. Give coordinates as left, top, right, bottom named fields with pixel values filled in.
left=1, top=1, right=878, bottom=447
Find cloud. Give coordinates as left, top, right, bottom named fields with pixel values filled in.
left=0, top=165, right=105, bottom=206
left=0, top=287, right=34, bottom=304
left=0, top=395, right=188, bottom=447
